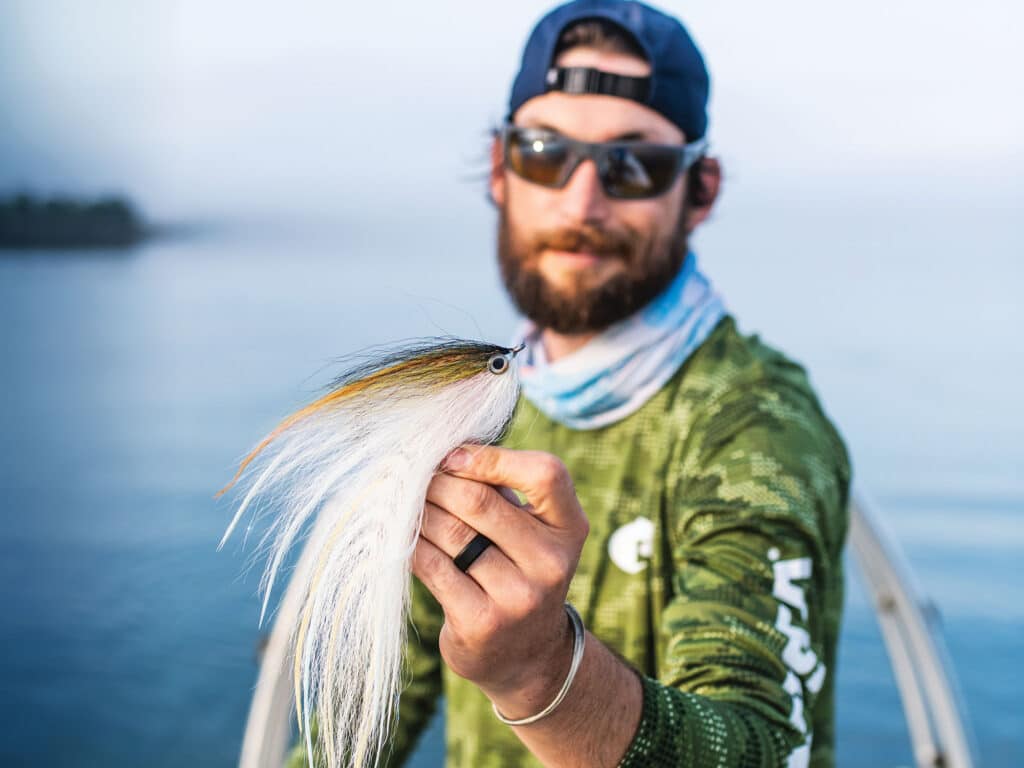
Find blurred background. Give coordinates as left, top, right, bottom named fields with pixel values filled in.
left=1, top=1, right=1020, bottom=765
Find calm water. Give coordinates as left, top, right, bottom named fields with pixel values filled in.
left=1, top=188, right=1021, bottom=766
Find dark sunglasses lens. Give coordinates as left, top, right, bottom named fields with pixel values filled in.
left=601, top=145, right=682, bottom=199
left=506, top=130, right=572, bottom=188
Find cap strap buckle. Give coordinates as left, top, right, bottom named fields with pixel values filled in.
left=545, top=66, right=650, bottom=103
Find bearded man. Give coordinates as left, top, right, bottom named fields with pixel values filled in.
left=292, top=1, right=850, bottom=766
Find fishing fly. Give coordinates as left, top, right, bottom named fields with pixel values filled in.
left=218, top=338, right=523, bottom=768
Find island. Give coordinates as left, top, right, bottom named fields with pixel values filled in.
left=0, top=194, right=147, bottom=248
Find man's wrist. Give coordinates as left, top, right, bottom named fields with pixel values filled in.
left=483, top=607, right=576, bottom=720
left=493, top=604, right=587, bottom=726
left=492, top=629, right=645, bottom=767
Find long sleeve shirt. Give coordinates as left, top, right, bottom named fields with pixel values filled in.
left=290, top=315, right=851, bottom=768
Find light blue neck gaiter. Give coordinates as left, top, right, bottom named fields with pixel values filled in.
left=516, top=253, right=726, bottom=430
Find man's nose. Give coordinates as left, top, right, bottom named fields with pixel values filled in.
left=556, top=158, right=611, bottom=226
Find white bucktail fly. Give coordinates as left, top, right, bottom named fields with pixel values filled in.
left=218, top=339, right=523, bottom=768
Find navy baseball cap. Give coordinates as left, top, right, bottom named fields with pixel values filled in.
left=507, top=0, right=710, bottom=142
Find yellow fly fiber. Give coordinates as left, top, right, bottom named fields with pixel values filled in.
left=216, top=347, right=491, bottom=499
left=219, top=338, right=523, bottom=768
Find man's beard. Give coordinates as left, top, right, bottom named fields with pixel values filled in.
left=497, top=204, right=689, bottom=335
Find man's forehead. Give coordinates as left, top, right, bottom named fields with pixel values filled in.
left=514, top=97, right=683, bottom=143
left=554, top=47, right=651, bottom=78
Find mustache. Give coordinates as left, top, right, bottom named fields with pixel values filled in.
left=531, top=225, right=633, bottom=258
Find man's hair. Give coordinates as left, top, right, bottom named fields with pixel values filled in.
left=554, top=18, right=647, bottom=60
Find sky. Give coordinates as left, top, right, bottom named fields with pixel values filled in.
left=1, top=0, right=1021, bottom=221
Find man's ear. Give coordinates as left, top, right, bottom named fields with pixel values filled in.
left=489, top=134, right=506, bottom=207
left=684, top=156, right=721, bottom=233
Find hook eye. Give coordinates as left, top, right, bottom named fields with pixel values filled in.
left=487, top=354, right=511, bottom=375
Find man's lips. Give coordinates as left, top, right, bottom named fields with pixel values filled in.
left=542, top=249, right=603, bottom=267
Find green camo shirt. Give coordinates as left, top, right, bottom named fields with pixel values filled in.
left=291, top=316, right=851, bottom=768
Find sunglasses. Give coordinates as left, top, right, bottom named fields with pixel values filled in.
left=502, top=125, right=707, bottom=200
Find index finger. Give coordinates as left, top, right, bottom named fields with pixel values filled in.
left=443, top=445, right=583, bottom=530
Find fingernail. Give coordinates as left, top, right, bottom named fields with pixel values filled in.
left=445, top=448, right=470, bottom=471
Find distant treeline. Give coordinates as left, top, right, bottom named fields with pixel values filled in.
left=0, top=193, right=146, bottom=248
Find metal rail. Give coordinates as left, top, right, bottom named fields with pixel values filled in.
left=848, top=490, right=976, bottom=767
left=238, top=490, right=977, bottom=768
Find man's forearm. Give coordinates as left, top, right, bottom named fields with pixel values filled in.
left=488, top=631, right=643, bottom=768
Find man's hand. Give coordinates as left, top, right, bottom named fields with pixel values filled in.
left=410, top=444, right=590, bottom=716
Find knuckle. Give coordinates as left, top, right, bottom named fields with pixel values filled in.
left=534, top=453, right=569, bottom=492
left=539, top=453, right=566, bottom=479
left=463, top=481, right=493, bottom=514
left=535, top=546, right=571, bottom=587
left=433, top=551, right=456, bottom=578
left=509, top=577, right=538, bottom=610
left=417, top=546, right=446, bottom=577
left=475, top=447, right=498, bottom=475
left=476, top=606, right=502, bottom=639
left=552, top=552, right=573, bottom=583
left=500, top=582, right=537, bottom=622
left=443, top=514, right=473, bottom=547
left=522, top=583, right=546, bottom=614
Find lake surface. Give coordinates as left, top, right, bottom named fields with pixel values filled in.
left=1, top=186, right=1021, bottom=766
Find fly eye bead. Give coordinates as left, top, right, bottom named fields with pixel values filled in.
left=487, top=354, right=510, bottom=375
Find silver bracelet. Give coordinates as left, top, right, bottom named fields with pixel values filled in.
left=492, top=602, right=586, bottom=726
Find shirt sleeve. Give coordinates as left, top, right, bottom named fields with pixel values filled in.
left=284, top=575, right=446, bottom=768
left=618, top=375, right=850, bottom=768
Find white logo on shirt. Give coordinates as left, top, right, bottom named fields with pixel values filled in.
left=608, top=516, right=655, bottom=574
left=768, top=547, right=826, bottom=767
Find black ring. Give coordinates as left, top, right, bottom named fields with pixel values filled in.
left=453, top=533, right=493, bottom=573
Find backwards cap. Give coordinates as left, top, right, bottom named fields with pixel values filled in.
left=507, top=0, right=710, bottom=142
